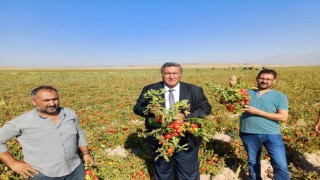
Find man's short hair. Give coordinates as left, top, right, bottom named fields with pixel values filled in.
left=160, top=62, right=183, bottom=74
left=257, top=69, right=277, bottom=79
left=31, top=86, right=58, bottom=98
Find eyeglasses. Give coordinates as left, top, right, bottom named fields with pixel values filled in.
left=258, top=77, right=274, bottom=82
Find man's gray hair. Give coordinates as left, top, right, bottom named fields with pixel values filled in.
left=160, top=62, right=183, bottom=74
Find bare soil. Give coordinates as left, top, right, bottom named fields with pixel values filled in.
left=200, top=133, right=320, bottom=180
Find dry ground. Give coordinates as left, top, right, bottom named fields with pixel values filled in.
left=106, top=132, right=320, bottom=180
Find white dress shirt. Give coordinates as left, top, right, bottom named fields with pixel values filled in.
left=164, top=83, right=180, bottom=109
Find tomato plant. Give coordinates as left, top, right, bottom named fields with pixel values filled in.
left=84, top=166, right=100, bottom=180
left=206, top=77, right=251, bottom=115
left=138, top=88, right=209, bottom=162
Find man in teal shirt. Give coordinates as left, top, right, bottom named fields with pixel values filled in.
left=240, top=69, right=290, bottom=180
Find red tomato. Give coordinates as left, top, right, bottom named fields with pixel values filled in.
left=85, top=169, right=93, bottom=176
left=164, top=134, right=172, bottom=139
left=226, top=104, right=235, bottom=113
left=191, top=123, right=198, bottom=129
left=131, top=173, right=137, bottom=178
left=174, top=119, right=183, bottom=125
left=173, top=124, right=180, bottom=130
left=207, top=161, right=214, bottom=165
left=242, top=91, right=249, bottom=96
left=239, top=89, right=245, bottom=93
left=172, top=131, right=180, bottom=137
left=108, top=129, right=115, bottom=134
left=200, top=167, right=207, bottom=172
left=161, top=140, right=166, bottom=145
left=168, top=123, right=174, bottom=129
left=176, top=128, right=183, bottom=134
left=239, top=89, right=249, bottom=96
left=167, top=148, right=173, bottom=155
left=155, top=117, right=162, bottom=123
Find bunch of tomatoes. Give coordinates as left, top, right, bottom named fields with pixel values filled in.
left=224, top=88, right=250, bottom=114
left=141, top=89, right=208, bottom=162
left=153, top=115, right=206, bottom=161
left=207, top=79, right=251, bottom=115
left=84, top=167, right=99, bottom=180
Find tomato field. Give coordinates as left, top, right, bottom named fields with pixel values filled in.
left=0, top=66, right=319, bottom=179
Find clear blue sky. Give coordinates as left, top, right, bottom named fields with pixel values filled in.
left=1, top=0, right=319, bottom=67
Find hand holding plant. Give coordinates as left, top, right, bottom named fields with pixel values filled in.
left=207, top=76, right=251, bottom=115
left=139, top=89, right=208, bottom=162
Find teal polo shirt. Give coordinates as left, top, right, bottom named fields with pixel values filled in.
left=240, top=89, right=288, bottom=134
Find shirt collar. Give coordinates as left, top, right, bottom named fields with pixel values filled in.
left=164, top=83, right=180, bottom=92
left=33, top=107, right=64, bottom=119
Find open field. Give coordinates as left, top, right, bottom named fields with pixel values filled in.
left=0, top=65, right=320, bottom=179
left=0, top=62, right=312, bottom=70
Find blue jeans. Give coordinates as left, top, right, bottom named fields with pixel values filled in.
left=29, top=163, right=84, bottom=180
left=240, top=132, right=290, bottom=180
